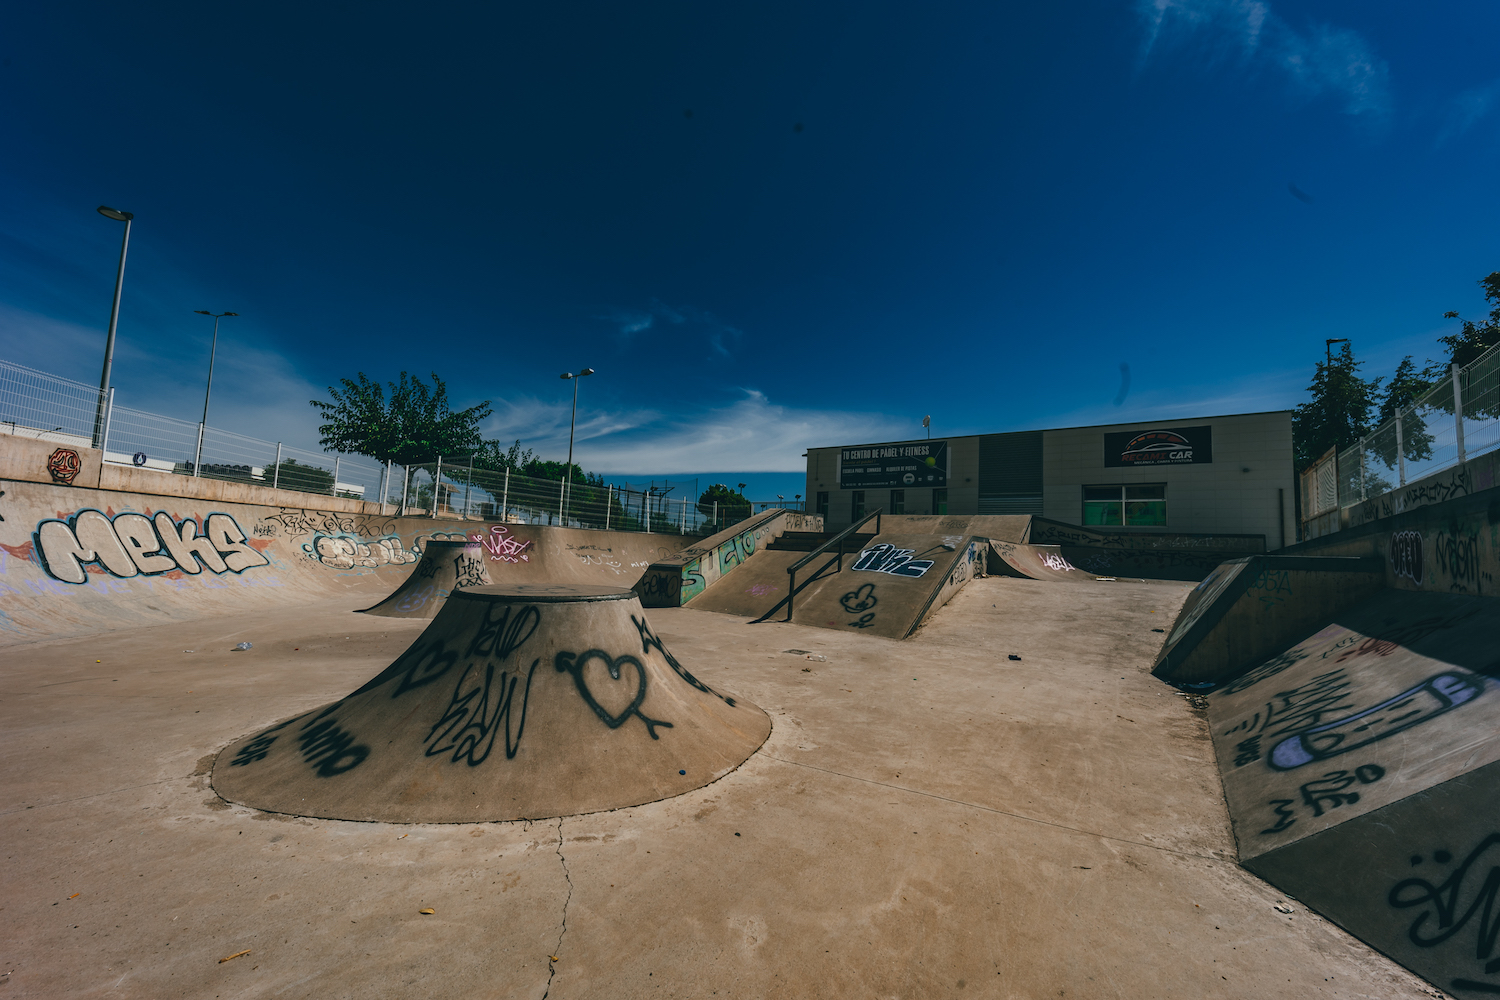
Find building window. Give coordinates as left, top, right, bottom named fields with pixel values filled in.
left=816, top=491, right=829, bottom=517
left=1083, top=485, right=1166, bottom=526
left=851, top=491, right=866, bottom=520
left=889, top=489, right=905, bottom=514
left=933, top=488, right=948, bottom=515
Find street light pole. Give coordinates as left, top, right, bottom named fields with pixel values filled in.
left=192, top=311, right=239, bottom=477
left=93, top=206, right=134, bottom=448
left=558, top=367, right=595, bottom=522
left=1325, top=338, right=1348, bottom=369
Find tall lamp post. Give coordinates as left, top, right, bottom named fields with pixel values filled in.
left=92, top=206, right=134, bottom=447
left=558, top=367, right=595, bottom=522
left=191, top=311, right=239, bottom=476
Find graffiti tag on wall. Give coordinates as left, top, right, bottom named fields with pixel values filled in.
left=1389, top=833, right=1500, bottom=995
left=34, top=508, right=270, bottom=585
left=1390, top=531, right=1424, bottom=585
left=852, top=543, right=935, bottom=578
left=471, top=524, right=534, bottom=563
left=304, top=533, right=418, bottom=570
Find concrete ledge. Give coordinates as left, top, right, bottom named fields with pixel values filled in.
left=1151, top=555, right=1385, bottom=687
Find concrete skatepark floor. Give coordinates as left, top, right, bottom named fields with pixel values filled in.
left=1, top=579, right=1443, bottom=999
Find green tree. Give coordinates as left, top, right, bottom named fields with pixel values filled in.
left=1436, top=271, right=1500, bottom=372
left=697, top=483, right=750, bottom=526
left=1371, top=355, right=1435, bottom=467
left=311, top=371, right=491, bottom=512
left=1292, top=343, right=1382, bottom=470
left=472, top=438, right=537, bottom=474
left=312, top=372, right=491, bottom=464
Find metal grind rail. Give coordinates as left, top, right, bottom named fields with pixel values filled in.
left=751, top=508, right=883, bottom=624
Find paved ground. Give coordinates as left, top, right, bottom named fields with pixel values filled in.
left=1, top=577, right=1443, bottom=999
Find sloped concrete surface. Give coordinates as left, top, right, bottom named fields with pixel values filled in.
left=0, top=578, right=1442, bottom=998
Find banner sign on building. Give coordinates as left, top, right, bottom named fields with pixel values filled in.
left=1103, top=426, right=1213, bottom=467
left=839, top=440, right=948, bottom=489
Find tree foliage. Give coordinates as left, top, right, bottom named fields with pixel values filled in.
left=698, top=483, right=750, bottom=524
left=1292, top=343, right=1381, bottom=471
left=310, top=372, right=492, bottom=467
left=1436, top=271, right=1500, bottom=373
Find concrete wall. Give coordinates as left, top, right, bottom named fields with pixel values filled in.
left=0, top=472, right=695, bottom=645
left=1041, top=410, right=1294, bottom=546
left=2, top=434, right=384, bottom=516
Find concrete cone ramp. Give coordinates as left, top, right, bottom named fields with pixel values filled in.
left=358, top=539, right=493, bottom=618
left=212, top=584, right=770, bottom=822
left=1208, top=590, right=1500, bottom=995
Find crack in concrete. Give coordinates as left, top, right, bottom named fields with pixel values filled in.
left=541, top=816, right=573, bottom=1000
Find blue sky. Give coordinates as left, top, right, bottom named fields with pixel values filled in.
left=1, top=1, right=1497, bottom=500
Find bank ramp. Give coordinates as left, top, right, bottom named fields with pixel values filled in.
left=0, top=477, right=693, bottom=645
left=688, top=530, right=988, bottom=639
left=1206, top=589, right=1500, bottom=996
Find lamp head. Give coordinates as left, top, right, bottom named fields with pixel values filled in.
left=195, top=311, right=211, bottom=316
left=580, top=367, right=595, bottom=376
left=224, top=312, right=239, bottom=317
left=97, top=206, right=134, bottom=222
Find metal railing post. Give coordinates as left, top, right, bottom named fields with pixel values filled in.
left=645, top=492, right=651, bottom=534
left=433, top=456, right=442, bottom=518
left=605, top=484, right=613, bottom=529
left=502, top=468, right=510, bottom=521
left=193, top=422, right=205, bottom=477
left=99, top=387, right=115, bottom=459
left=464, top=454, right=474, bottom=518
left=1453, top=363, right=1467, bottom=464
left=1395, top=413, right=1405, bottom=486
left=332, top=456, right=341, bottom=496
left=272, top=442, right=283, bottom=489
left=1358, top=437, right=1366, bottom=502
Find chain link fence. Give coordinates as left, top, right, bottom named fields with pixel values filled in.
left=1332, top=342, right=1500, bottom=508
left=1, top=359, right=725, bottom=536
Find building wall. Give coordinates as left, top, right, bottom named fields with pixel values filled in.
left=805, top=410, right=1295, bottom=547
left=1041, top=411, right=1293, bottom=546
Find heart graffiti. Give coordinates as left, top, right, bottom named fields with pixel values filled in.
left=553, top=649, right=673, bottom=739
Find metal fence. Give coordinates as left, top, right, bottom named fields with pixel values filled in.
left=0, top=359, right=727, bottom=536
left=1333, top=342, right=1500, bottom=509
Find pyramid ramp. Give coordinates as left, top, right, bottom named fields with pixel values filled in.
left=213, top=585, right=770, bottom=822
left=1207, top=590, right=1500, bottom=996
left=1151, top=555, right=1384, bottom=687
left=690, top=533, right=988, bottom=639
left=359, top=539, right=494, bottom=617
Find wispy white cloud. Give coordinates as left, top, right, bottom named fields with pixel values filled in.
left=1438, top=78, right=1500, bottom=144
left=596, top=299, right=742, bottom=357
left=1135, top=0, right=1390, bottom=120
left=481, top=389, right=911, bottom=475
